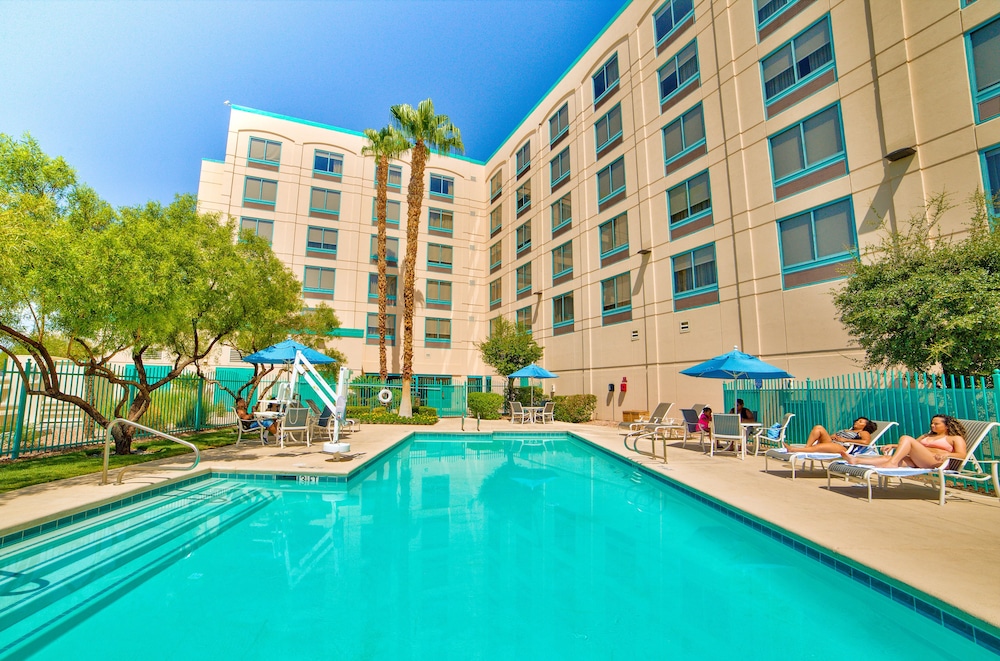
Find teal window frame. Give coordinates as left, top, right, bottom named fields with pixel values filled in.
left=516, top=306, right=532, bottom=333
left=366, top=312, right=396, bottom=340
left=240, top=217, right=273, bottom=244
left=375, top=164, right=403, bottom=189
left=243, top=176, right=277, bottom=206
left=776, top=197, right=858, bottom=283
left=427, top=243, right=453, bottom=270
left=761, top=15, right=835, bottom=104
left=425, top=318, right=452, bottom=345
left=596, top=157, right=626, bottom=204
left=516, top=221, right=532, bottom=255
left=756, top=0, right=800, bottom=30
left=516, top=180, right=531, bottom=213
left=313, top=149, right=343, bottom=176
left=490, top=171, right=503, bottom=198
left=549, top=103, right=569, bottom=143
left=601, top=272, right=632, bottom=316
left=371, top=198, right=401, bottom=226
left=550, top=147, right=570, bottom=187
left=310, top=187, right=341, bottom=215
left=653, top=0, right=694, bottom=46
left=982, top=144, right=1000, bottom=217
left=599, top=213, right=629, bottom=259
left=967, top=16, right=1000, bottom=123
left=368, top=273, right=398, bottom=304
left=426, top=279, right=452, bottom=306
left=667, top=171, right=711, bottom=226
left=248, top=137, right=281, bottom=166
left=516, top=262, right=532, bottom=295
left=551, top=194, right=571, bottom=232
left=662, top=104, right=706, bottom=169
left=489, top=278, right=502, bottom=307
left=553, top=292, right=574, bottom=328
left=672, top=243, right=718, bottom=300
left=490, top=204, right=503, bottom=233
left=552, top=241, right=573, bottom=280
left=657, top=40, right=699, bottom=104
left=303, top=266, right=335, bottom=294
left=516, top=142, right=531, bottom=175
left=489, top=240, right=502, bottom=270
left=768, top=103, right=846, bottom=193
left=430, top=173, right=454, bottom=198
left=428, top=207, right=454, bottom=233
left=306, top=226, right=338, bottom=253
left=595, top=103, right=623, bottom=153
left=370, top=235, right=399, bottom=263
left=593, top=53, right=620, bottom=103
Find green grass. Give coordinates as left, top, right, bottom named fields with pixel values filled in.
left=0, top=429, right=236, bottom=494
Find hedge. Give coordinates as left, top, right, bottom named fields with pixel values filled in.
left=553, top=394, right=597, bottom=423
left=467, top=392, right=504, bottom=419
left=346, top=405, right=438, bottom=425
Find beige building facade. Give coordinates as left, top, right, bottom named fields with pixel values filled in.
left=197, top=0, right=1000, bottom=418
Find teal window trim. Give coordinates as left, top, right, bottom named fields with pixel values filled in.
left=490, top=241, right=502, bottom=270
left=516, top=221, right=532, bottom=255
left=425, top=318, right=452, bottom=344
left=240, top=217, right=273, bottom=244
left=489, top=278, right=502, bottom=307
left=600, top=272, right=632, bottom=316
left=553, top=292, right=574, bottom=327
left=427, top=243, right=453, bottom=270
left=313, top=149, right=343, bottom=176
left=306, top=226, right=338, bottom=253
left=248, top=137, right=281, bottom=166
left=303, top=266, right=335, bottom=294
left=982, top=144, right=1000, bottom=218
left=596, top=156, right=626, bottom=205
left=552, top=241, right=573, bottom=280
left=662, top=104, right=706, bottom=170
left=368, top=273, right=398, bottom=304
left=515, top=263, right=532, bottom=295
left=672, top=243, right=718, bottom=300
left=599, top=213, right=629, bottom=259
left=654, top=0, right=694, bottom=47
left=595, top=103, right=623, bottom=153
left=962, top=0, right=978, bottom=6
left=428, top=207, right=454, bottom=234
left=516, top=142, right=531, bottom=175
left=516, top=181, right=531, bottom=213
left=756, top=0, right=800, bottom=30
left=967, top=16, right=1000, bottom=124
left=768, top=103, right=847, bottom=191
left=551, top=194, right=572, bottom=232
left=549, top=103, right=569, bottom=144
left=550, top=147, right=570, bottom=187
left=309, top=187, right=341, bottom=216
left=430, top=173, right=454, bottom=198
left=667, top=170, right=712, bottom=227
left=490, top=171, right=503, bottom=198
left=243, top=176, right=277, bottom=206
left=371, top=198, right=401, bottom=226
left=426, top=279, right=452, bottom=307
left=490, top=205, right=503, bottom=233
left=657, top=40, right=699, bottom=104
left=370, top=235, right=399, bottom=263
left=761, top=15, right=835, bottom=104
left=375, top=164, right=403, bottom=189
left=593, top=53, right=620, bottom=104
left=366, top=312, right=396, bottom=340
left=776, top=197, right=858, bottom=284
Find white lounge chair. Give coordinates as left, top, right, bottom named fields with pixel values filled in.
left=306, top=399, right=359, bottom=435
left=536, top=401, right=555, bottom=424
left=750, top=412, right=795, bottom=456
left=279, top=405, right=312, bottom=447
left=764, top=420, right=897, bottom=479
left=679, top=408, right=709, bottom=451
left=619, top=402, right=674, bottom=434
left=826, top=419, right=1000, bottom=505
left=709, top=413, right=745, bottom=459
left=510, top=401, right=531, bottom=424
left=235, top=412, right=268, bottom=446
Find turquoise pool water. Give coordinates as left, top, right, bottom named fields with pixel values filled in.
left=1, top=434, right=996, bottom=659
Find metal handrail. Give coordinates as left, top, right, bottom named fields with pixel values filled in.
left=100, top=418, right=201, bottom=485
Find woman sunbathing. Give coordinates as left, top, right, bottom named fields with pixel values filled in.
left=844, top=415, right=967, bottom=468
left=783, top=417, right=876, bottom=454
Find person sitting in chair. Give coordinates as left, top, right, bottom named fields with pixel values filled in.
left=697, top=406, right=713, bottom=440
left=729, top=399, right=756, bottom=422
left=235, top=398, right=278, bottom=438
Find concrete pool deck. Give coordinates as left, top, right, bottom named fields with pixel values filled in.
left=2, top=418, right=999, bottom=630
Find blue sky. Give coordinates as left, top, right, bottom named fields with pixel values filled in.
left=0, top=0, right=627, bottom=208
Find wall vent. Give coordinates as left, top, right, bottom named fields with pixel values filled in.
left=631, top=330, right=639, bottom=341
left=679, top=321, right=690, bottom=333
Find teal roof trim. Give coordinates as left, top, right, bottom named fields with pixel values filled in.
left=201, top=158, right=225, bottom=164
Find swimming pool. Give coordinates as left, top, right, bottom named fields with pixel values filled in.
left=1, top=433, right=997, bottom=659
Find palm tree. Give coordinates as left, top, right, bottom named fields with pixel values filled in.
left=362, top=126, right=410, bottom=380
left=390, top=99, right=464, bottom=416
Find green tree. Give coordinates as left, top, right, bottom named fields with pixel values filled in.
left=362, top=126, right=410, bottom=380
left=0, top=134, right=305, bottom=453
left=390, top=99, right=464, bottom=416
left=475, top=317, right=543, bottom=403
left=834, top=193, right=1000, bottom=375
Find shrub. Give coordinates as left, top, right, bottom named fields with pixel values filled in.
left=467, top=392, right=504, bottom=419
left=344, top=405, right=438, bottom=425
left=554, top=394, right=597, bottom=423
left=514, top=386, right=545, bottom=406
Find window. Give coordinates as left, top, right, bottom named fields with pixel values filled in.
left=654, top=0, right=694, bottom=45
left=762, top=17, right=834, bottom=102
left=672, top=244, right=717, bottom=296
left=489, top=278, right=502, bottom=306
left=490, top=241, right=502, bottom=269
left=553, top=292, right=574, bottom=327
left=248, top=137, right=280, bottom=165
left=601, top=273, right=631, bottom=315
left=667, top=171, right=711, bottom=225
left=663, top=104, right=706, bottom=166
left=599, top=213, right=629, bottom=258
left=516, top=142, right=531, bottom=175
left=368, top=273, right=398, bottom=303
left=430, top=173, right=454, bottom=198
left=426, top=279, right=452, bottom=306
left=244, top=177, right=277, bottom=205
left=595, top=104, right=623, bottom=152
left=489, top=317, right=503, bottom=336
left=490, top=204, right=502, bottom=233
left=490, top=171, right=503, bottom=198
left=314, top=150, right=343, bottom=176
left=516, top=306, right=532, bottom=333
left=516, top=263, right=532, bottom=294
left=310, top=187, right=340, bottom=215
left=428, top=243, right=453, bottom=269
left=769, top=104, right=845, bottom=186
left=428, top=208, right=453, bottom=233
left=756, top=0, right=798, bottom=27
left=658, top=41, right=699, bottom=102
left=370, top=235, right=399, bottom=263
left=597, top=157, right=626, bottom=203
left=303, top=266, right=335, bottom=294
left=778, top=198, right=857, bottom=274
left=366, top=312, right=396, bottom=340
left=550, top=148, right=570, bottom=186
left=968, top=16, right=1000, bottom=123
left=552, top=241, right=573, bottom=279
left=425, top=318, right=451, bottom=344
left=516, top=180, right=531, bottom=213
left=593, top=53, right=620, bottom=102
left=375, top=164, right=403, bottom=189
left=372, top=198, right=401, bottom=226
left=551, top=194, right=572, bottom=232
left=240, top=217, right=273, bottom=243
left=516, top=221, right=532, bottom=254
left=549, top=103, right=569, bottom=143
left=983, top=145, right=1000, bottom=215
left=307, top=226, right=338, bottom=253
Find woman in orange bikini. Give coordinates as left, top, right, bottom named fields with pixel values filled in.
left=844, top=414, right=966, bottom=468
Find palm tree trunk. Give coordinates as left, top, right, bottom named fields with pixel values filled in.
left=399, top=141, right=428, bottom=417
left=375, top=154, right=390, bottom=380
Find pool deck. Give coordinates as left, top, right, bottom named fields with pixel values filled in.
left=3, top=418, right=1000, bottom=630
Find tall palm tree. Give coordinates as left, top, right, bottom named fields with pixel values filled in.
left=390, top=99, right=464, bottom=417
left=362, top=126, right=410, bottom=380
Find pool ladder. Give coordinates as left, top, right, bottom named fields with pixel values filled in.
left=100, top=418, right=201, bottom=485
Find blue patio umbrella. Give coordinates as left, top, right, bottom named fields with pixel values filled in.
left=680, top=346, right=794, bottom=380
left=243, top=339, right=335, bottom=365
left=508, top=364, right=559, bottom=406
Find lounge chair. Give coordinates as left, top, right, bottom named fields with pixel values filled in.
left=235, top=409, right=268, bottom=446
left=510, top=401, right=531, bottom=424
left=679, top=408, right=709, bottom=451
left=708, top=413, right=746, bottom=459
left=750, top=412, right=795, bottom=456
left=536, top=401, right=555, bottom=424
left=764, top=420, right=897, bottom=479
left=619, top=402, right=674, bottom=433
left=306, top=399, right=359, bottom=435
left=826, top=419, right=1000, bottom=505
left=279, top=405, right=312, bottom=447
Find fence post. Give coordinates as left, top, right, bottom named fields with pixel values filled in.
left=993, top=370, right=1000, bottom=422
left=11, top=361, right=32, bottom=460
left=194, top=376, right=205, bottom=432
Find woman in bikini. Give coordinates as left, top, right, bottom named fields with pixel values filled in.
left=844, top=414, right=967, bottom=468
left=782, top=417, right=877, bottom=454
